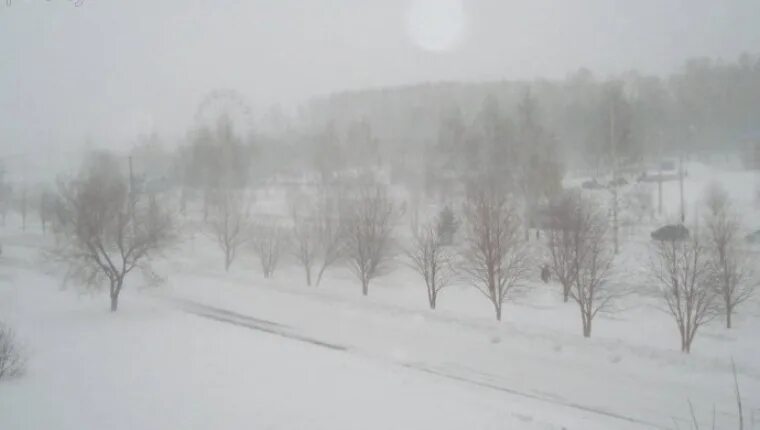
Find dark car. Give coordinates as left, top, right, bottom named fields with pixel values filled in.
left=582, top=178, right=605, bottom=190
left=607, top=177, right=629, bottom=188
left=651, top=224, right=689, bottom=242
left=746, top=230, right=760, bottom=244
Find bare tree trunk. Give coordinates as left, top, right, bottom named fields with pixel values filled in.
left=563, top=283, right=570, bottom=303
left=315, top=265, right=328, bottom=287
left=680, top=327, right=692, bottom=353
left=110, top=278, right=123, bottom=312
left=361, top=277, right=369, bottom=296
left=612, top=188, right=619, bottom=254
left=657, top=173, right=663, bottom=215
left=582, top=314, right=592, bottom=337
left=305, top=266, right=312, bottom=287
left=727, top=305, right=733, bottom=329
left=494, top=302, right=502, bottom=321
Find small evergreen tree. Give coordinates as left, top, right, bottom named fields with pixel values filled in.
left=436, top=206, right=459, bottom=246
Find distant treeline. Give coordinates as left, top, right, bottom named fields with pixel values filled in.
left=300, top=53, right=760, bottom=172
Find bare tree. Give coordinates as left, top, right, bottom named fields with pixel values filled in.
left=624, top=184, right=654, bottom=224
left=210, top=189, right=249, bottom=272
left=344, top=183, right=396, bottom=296
left=565, top=195, right=618, bottom=337
left=290, top=199, right=319, bottom=286
left=461, top=182, right=531, bottom=321
left=39, top=188, right=55, bottom=235
left=252, top=220, right=285, bottom=278
left=17, top=185, right=27, bottom=231
left=0, top=171, right=10, bottom=226
left=546, top=192, right=579, bottom=302
left=313, top=186, right=347, bottom=286
left=649, top=232, right=716, bottom=353
left=52, top=152, right=175, bottom=312
left=407, top=219, right=455, bottom=309
left=0, top=323, right=25, bottom=380
left=182, top=114, right=254, bottom=222
left=703, top=183, right=754, bottom=329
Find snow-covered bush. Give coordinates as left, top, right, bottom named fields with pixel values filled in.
left=0, top=323, right=25, bottom=380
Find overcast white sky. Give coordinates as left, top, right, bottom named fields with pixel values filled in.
left=1, top=0, right=759, bottom=153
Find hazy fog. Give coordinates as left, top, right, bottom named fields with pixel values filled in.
left=2, top=0, right=760, bottom=152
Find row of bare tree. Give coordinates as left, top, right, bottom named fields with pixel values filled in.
left=44, top=151, right=754, bottom=354
left=209, top=181, right=395, bottom=295
left=545, top=182, right=756, bottom=352
left=647, top=183, right=755, bottom=353
left=0, top=169, right=58, bottom=233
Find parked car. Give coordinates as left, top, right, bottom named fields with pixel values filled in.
left=651, top=224, right=689, bottom=242
left=746, top=230, right=760, bottom=244
left=582, top=178, right=605, bottom=190
left=607, top=177, right=629, bottom=188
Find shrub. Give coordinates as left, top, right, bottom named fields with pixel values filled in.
left=0, top=323, right=25, bottom=380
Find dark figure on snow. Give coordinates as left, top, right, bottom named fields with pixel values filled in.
left=540, top=264, right=551, bottom=283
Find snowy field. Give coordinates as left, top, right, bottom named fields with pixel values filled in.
left=1, top=162, right=759, bottom=429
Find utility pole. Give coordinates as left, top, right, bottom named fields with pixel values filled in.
left=128, top=155, right=135, bottom=204
left=679, top=153, right=684, bottom=223
left=610, top=103, right=619, bottom=254
left=679, top=125, right=692, bottom=224
left=128, top=156, right=136, bottom=227
left=128, top=156, right=134, bottom=201
left=657, top=131, right=663, bottom=216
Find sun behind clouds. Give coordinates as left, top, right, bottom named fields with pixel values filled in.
left=404, top=0, right=467, bottom=53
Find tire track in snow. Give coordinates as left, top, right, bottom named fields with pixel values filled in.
left=402, top=363, right=668, bottom=429
left=169, top=297, right=348, bottom=352
left=170, top=297, right=667, bottom=429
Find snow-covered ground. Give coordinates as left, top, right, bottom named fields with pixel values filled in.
left=1, top=162, right=759, bottom=429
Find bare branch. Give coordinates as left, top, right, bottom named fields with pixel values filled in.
left=648, top=231, right=717, bottom=353
left=460, top=181, right=531, bottom=321
left=702, top=182, right=755, bottom=329
left=48, top=151, right=175, bottom=311
left=210, top=189, right=250, bottom=271
left=251, top=218, right=285, bottom=279
left=406, top=217, right=455, bottom=309
left=344, top=181, right=396, bottom=296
